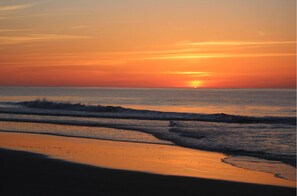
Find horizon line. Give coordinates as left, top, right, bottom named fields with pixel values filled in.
left=0, top=86, right=295, bottom=90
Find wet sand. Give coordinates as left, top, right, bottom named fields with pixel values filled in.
left=0, top=132, right=295, bottom=195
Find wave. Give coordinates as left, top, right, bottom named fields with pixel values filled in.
left=0, top=100, right=295, bottom=171
left=0, top=115, right=295, bottom=181
left=0, top=129, right=172, bottom=146
left=1, top=99, right=295, bottom=125
left=222, top=156, right=296, bottom=181
left=0, top=111, right=295, bottom=168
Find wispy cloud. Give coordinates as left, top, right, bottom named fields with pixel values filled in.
left=141, top=53, right=296, bottom=60
left=0, top=34, right=90, bottom=45
left=177, top=41, right=296, bottom=46
left=162, top=71, right=212, bottom=77
left=130, top=40, right=296, bottom=60
left=0, top=29, right=29, bottom=32
left=0, top=3, right=33, bottom=12
left=1, top=37, right=295, bottom=64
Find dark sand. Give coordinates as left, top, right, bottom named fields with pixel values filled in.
left=0, top=148, right=295, bottom=196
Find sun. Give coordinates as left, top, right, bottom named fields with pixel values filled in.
left=189, top=80, right=203, bottom=88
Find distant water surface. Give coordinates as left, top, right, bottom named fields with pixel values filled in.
left=0, top=87, right=295, bottom=117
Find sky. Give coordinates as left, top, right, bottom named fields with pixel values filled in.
left=0, top=0, right=296, bottom=88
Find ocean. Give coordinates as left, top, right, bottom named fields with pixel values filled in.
left=0, top=87, right=295, bottom=181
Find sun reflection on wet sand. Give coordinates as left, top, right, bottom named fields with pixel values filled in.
left=0, top=132, right=294, bottom=188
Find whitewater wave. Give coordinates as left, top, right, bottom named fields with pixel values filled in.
left=0, top=100, right=295, bottom=180
left=222, top=156, right=296, bottom=181
left=0, top=100, right=295, bottom=125
left=0, top=113, right=295, bottom=167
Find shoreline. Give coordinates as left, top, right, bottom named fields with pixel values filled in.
left=0, top=112, right=295, bottom=167
left=1, top=148, right=295, bottom=196
left=0, top=132, right=295, bottom=188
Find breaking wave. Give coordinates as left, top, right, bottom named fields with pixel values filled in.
left=0, top=99, right=295, bottom=180
left=1, top=99, right=295, bottom=125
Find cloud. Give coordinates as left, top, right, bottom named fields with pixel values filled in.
left=0, top=3, right=33, bottom=12
left=141, top=53, right=296, bottom=60
left=176, top=41, right=296, bottom=46
left=162, top=71, right=212, bottom=77
left=136, top=40, right=293, bottom=60
left=0, top=29, right=29, bottom=32
left=16, top=65, right=109, bottom=73
left=0, top=34, right=90, bottom=45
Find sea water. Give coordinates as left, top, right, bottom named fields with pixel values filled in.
left=0, top=87, right=295, bottom=181
left=0, top=87, right=295, bottom=117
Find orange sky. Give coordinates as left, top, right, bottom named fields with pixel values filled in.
left=0, top=0, right=296, bottom=88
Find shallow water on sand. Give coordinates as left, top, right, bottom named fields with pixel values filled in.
left=0, top=87, right=295, bottom=182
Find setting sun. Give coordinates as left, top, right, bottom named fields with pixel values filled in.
left=189, top=81, right=203, bottom=89
left=0, top=1, right=296, bottom=195
left=0, top=0, right=295, bottom=88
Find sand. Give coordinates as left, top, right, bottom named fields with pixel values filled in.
left=1, top=148, right=295, bottom=196
left=0, top=132, right=294, bottom=188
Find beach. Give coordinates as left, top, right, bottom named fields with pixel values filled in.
left=0, top=132, right=295, bottom=195
left=0, top=88, right=296, bottom=195
left=0, top=0, right=296, bottom=194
